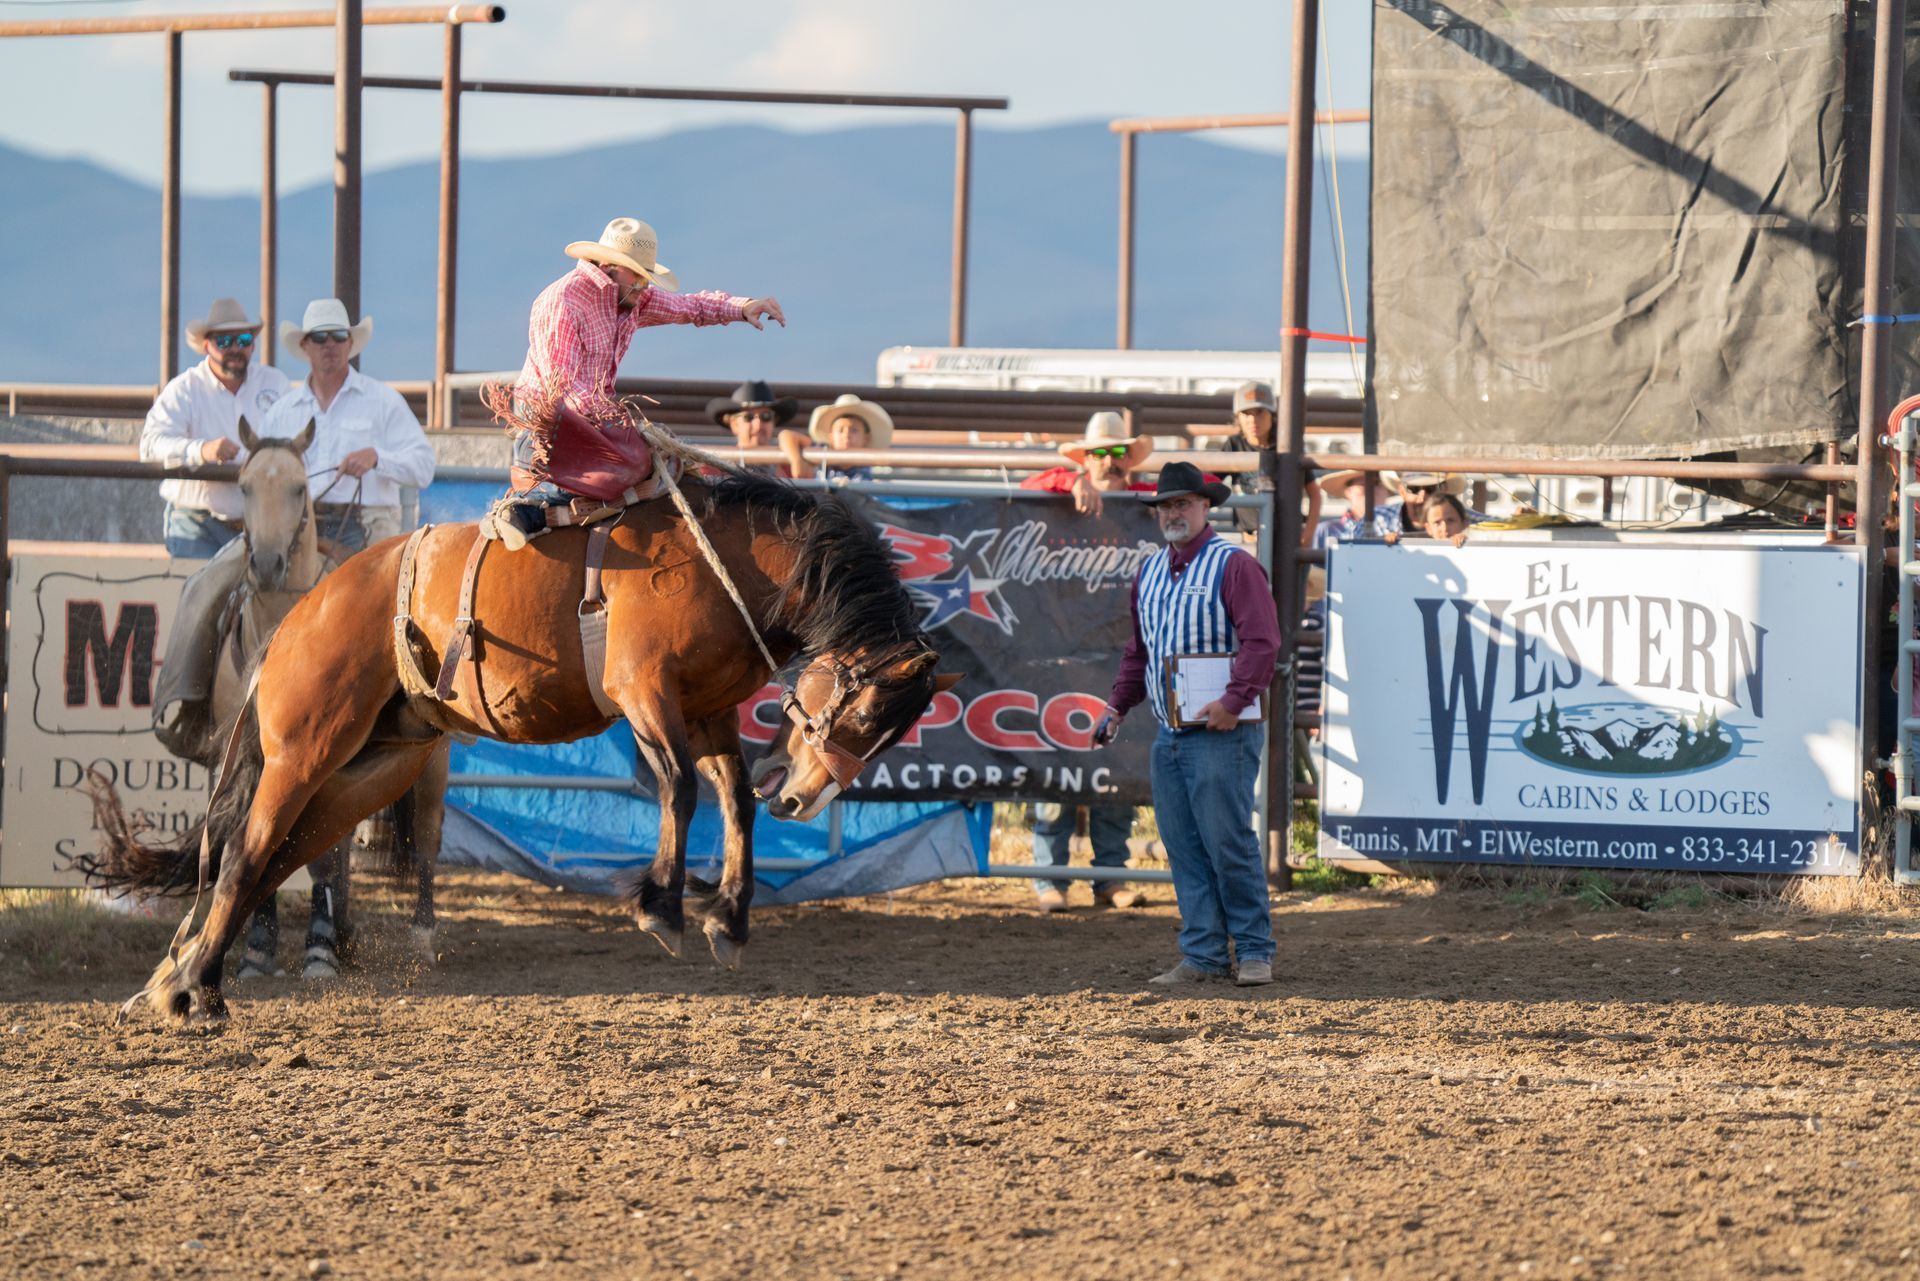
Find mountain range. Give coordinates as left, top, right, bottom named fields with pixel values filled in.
left=1, top=122, right=1369, bottom=387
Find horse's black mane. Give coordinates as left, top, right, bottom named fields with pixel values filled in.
left=703, top=468, right=924, bottom=660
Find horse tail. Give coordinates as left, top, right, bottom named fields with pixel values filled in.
left=67, top=697, right=265, bottom=899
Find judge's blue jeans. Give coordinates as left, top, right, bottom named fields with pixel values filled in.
left=1150, top=722, right=1274, bottom=974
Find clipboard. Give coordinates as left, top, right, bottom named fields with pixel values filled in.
left=1165, top=652, right=1265, bottom=728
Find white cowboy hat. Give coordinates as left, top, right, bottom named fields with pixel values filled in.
left=808, top=394, right=894, bottom=449
left=186, top=297, right=261, bottom=345
left=1058, top=411, right=1151, bottom=468
left=280, top=298, right=373, bottom=361
left=1385, top=470, right=1467, bottom=497
left=1317, top=468, right=1385, bottom=499
left=566, top=217, right=680, bottom=292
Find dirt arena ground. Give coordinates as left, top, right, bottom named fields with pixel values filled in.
left=4, top=868, right=1920, bottom=1280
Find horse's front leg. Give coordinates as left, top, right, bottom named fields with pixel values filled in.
left=625, top=701, right=697, bottom=957
left=688, top=715, right=755, bottom=971
left=397, top=738, right=451, bottom=964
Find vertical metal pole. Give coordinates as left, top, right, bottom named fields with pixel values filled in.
left=434, top=20, right=463, bottom=428
left=1601, top=475, right=1615, bottom=522
left=261, top=81, right=278, bottom=365
left=949, top=109, right=972, bottom=348
left=334, top=0, right=363, bottom=350
left=1117, top=130, right=1136, bottom=350
left=0, top=458, right=12, bottom=855
left=1857, top=0, right=1905, bottom=824
left=1896, top=419, right=1915, bottom=881
left=1825, top=441, right=1840, bottom=541
left=1266, top=0, right=1320, bottom=892
left=160, top=30, right=183, bottom=383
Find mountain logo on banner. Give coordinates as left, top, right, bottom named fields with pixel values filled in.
left=1515, top=701, right=1740, bottom=777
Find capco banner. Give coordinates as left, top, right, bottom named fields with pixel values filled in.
left=1319, top=542, right=1863, bottom=875
left=741, top=493, right=1167, bottom=805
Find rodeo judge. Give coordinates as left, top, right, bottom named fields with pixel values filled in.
left=1092, top=461, right=1280, bottom=987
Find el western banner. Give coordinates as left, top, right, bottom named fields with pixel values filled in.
left=738, top=492, right=1168, bottom=805
left=1319, top=542, right=1863, bottom=875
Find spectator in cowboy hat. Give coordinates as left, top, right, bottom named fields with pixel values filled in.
left=1378, top=470, right=1473, bottom=536
left=264, top=298, right=435, bottom=553
left=140, top=297, right=291, bottom=559
left=707, top=380, right=800, bottom=476
left=1020, top=411, right=1157, bottom=517
left=491, top=217, right=786, bottom=545
left=1092, top=460, right=1282, bottom=986
left=1312, top=468, right=1394, bottom=548
left=1017, top=410, right=1164, bottom=911
left=780, top=393, right=894, bottom=482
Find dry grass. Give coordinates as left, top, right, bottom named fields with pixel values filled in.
left=0, top=889, right=181, bottom=978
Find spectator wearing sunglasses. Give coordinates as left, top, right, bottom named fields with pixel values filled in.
left=1377, top=471, right=1479, bottom=536
left=1020, top=411, right=1158, bottom=517
left=139, top=297, right=291, bottom=559
left=264, top=299, right=435, bottom=553
left=705, top=380, right=801, bottom=477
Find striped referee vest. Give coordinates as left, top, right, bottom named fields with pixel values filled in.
left=1137, top=535, right=1243, bottom=725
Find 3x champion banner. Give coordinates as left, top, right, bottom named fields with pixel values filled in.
left=737, top=492, right=1173, bottom=806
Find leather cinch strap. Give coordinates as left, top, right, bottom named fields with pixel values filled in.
left=578, top=523, right=621, bottom=718
left=392, top=524, right=438, bottom=704
left=433, top=533, right=505, bottom=737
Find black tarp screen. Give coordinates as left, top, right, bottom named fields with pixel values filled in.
left=1368, top=0, right=1855, bottom=460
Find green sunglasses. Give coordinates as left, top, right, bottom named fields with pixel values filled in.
left=1084, top=445, right=1130, bottom=459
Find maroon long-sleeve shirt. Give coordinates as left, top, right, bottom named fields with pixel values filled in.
left=1108, top=528, right=1282, bottom=719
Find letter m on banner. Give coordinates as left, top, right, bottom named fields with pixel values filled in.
left=1415, top=598, right=1508, bottom=805
left=64, top=601, right=158, bottom=708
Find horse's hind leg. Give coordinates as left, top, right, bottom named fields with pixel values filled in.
left=237, top=895, right=281, bottom=980
left=396, top=738, right=450, bottom=964
left=687, top=715, right=754, bottom=971
left=154, top=738, right=446, bottom=1024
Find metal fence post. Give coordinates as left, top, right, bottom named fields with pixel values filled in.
left=949, top=108, right=973, bottom=348
left=160, top=29, right=183, bottom=383
left=261, top=80, right=278, bottom=364
left=334, top=0, right=363, bottom=342
left=1117, top=130, right=1136, bottom=350
left=434, top=19, right=463, bottom=428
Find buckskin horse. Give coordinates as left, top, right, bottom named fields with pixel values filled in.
left=151, top=419, right=451, bottom=982
left=80, top=431, right=955, bottom=1026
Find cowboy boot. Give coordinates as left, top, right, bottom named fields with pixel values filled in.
left=482, top=499, right=548, bottom=552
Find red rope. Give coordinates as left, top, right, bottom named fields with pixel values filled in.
left=1279, top=327, right=1367, bottom=344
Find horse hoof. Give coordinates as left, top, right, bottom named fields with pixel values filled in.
left=704, top=921, right=745, bottom=971
left=637, top=914, right=684, bottom=958
left=409, top=925, right=438, bottom=965
left=234, top=950, right=280, bottom=982
left=303, top=947, right=340, bottom=981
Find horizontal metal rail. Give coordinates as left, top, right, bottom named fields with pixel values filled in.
left=1110, top=109, right=1370, bottom=134
left=1303, top=454, right=1854, bottom=483
left=0, top=5, right=503, bottom=37
left=229, top=68, right=1008, bottom=112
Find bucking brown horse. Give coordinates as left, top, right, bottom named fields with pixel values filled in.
left=80, top=465, right=955, bottom=1025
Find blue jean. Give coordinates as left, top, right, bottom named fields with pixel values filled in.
left=509, top=426, right=568, bottom=504
left=163, top=504, right=241, bottom=560
left=1032, top=802, right=1134, bottom=895
left=1151, top=722, right=1273, bottom=973
left=316, top=507, right=369, bottom=553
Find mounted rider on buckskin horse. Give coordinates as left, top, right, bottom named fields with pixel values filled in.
left=483, top=216, right=786, bottom=549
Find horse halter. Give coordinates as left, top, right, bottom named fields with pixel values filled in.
left=780, top=642, right=932, bottom=790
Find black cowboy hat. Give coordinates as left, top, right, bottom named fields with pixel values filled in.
left=706, top=379, right=798, bottom=427
left=1140, top=460, right=1231, bottom=508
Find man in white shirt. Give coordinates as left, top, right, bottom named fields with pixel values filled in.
left=267, top=298, right=436, bottom=550
left=139, top=298, right=290, bottom=558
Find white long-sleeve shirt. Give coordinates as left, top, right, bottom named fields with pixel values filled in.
left=263, top=366, right=436, bottom=508
left=138, top=357, right=293, bottom=520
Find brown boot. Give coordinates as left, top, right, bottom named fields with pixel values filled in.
left=1094, top=885, right=1145, bottom=909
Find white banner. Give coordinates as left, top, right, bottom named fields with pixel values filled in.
left=3, top=549, right=209, bottom=888
left=1319, top=542, right=1862, bottom=875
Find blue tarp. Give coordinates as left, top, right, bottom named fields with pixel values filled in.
left=420, top=478, right=990, bottom=902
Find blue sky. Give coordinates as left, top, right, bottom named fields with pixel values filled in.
left=1, top=0, right=1373, bottom=193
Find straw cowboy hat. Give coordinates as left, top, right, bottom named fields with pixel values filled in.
left=705, top=380, right=798, bottom=427
left=1317, top=468, right=1386, bottom=499
left=808, top=394, right=894, bottom=449
left=1385, top=470, right=1467, bottom=497
left=1058, top=411, right=1151, bottom=468
left=280, top=298, right=373, bottom=361
left=186, top=298, right=261, bottom=345
left=566, top=217, right=680, bottom=292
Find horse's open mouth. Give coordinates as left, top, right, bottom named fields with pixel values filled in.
left=754, top=766, right=788, bottom=800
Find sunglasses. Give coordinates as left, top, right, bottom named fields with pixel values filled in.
left=210, top=331, right=255, bottom=350
left=305, top=330, right=352, bottom=346
left=1085, top=446, right=1130, bottom=459
left=738, top=409, right=778, bottom=422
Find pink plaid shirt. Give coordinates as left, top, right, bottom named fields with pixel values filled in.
left=513, top=262, right=748, bottom=417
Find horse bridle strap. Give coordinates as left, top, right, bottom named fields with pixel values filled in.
left=779, top=644, right=924, bottom=790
